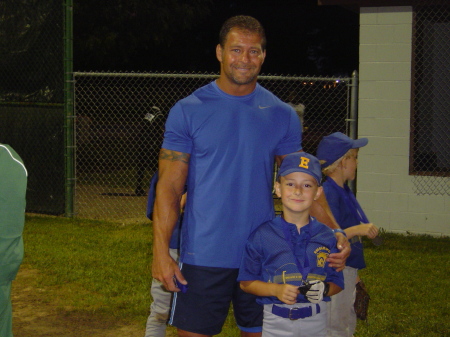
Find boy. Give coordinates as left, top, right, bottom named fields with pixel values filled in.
left=316, top=132, right=378, bottom=337
left=238, top=152, right=344, bottom=337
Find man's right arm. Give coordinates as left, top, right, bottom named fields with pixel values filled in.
left=152, top=148, right=190, bottom=292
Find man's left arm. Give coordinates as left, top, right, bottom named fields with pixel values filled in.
left=311, top=192, right=350, bottom=271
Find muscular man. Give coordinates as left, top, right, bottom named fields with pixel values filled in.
left=152, top=15, right=349, bottom=336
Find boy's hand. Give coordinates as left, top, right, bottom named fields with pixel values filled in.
left=275, top=284, right=299, bottom=305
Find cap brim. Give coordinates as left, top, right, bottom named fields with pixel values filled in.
left=352, top=138, right=368, bottom=148
left=277, top=168, right=321, bottom=186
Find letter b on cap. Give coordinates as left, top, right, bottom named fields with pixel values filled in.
left=299, top=157, right=310, bottom=169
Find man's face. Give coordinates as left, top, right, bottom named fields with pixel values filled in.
left=216, top=28, right=266, bottom=90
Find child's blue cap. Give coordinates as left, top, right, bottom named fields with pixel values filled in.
left=277, top=152, right=322, bottom=186
left=316, top=132, right=368, bottom=168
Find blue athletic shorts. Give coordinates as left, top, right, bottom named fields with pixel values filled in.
left=169, top=263, right=263, bottom=335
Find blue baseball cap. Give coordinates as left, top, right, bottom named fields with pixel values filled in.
left=316, top=132, right=368, bottom=168
left=277, top=152, right=322, bottom=186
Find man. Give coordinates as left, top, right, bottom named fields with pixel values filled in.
left=152, top=15, right=349, bottom=336
left=0, top=144, right=27, bottom=337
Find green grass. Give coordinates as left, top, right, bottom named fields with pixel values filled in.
left=21, top=215, right=152, bottom=322
left=21, top=215, right=450, bottom=336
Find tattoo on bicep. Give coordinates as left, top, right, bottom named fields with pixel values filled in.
left=159, top=149, right=189, bottom=164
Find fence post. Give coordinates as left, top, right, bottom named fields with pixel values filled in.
left=64, top=0, right=75, bottom=217
left=348, top=70, right=359, bottom=193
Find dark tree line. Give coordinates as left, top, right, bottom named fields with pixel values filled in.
left=74, top=0, right=359, bottom=76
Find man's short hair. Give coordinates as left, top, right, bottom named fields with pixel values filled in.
left=219, top=15, right=266, bottom=51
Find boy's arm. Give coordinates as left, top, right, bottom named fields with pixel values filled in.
left=345, top=223, right=378, bottom=239
left=240, top=280, right=299, bottom=305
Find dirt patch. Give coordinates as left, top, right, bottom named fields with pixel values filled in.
left=11, top=267, right=147, bottom=337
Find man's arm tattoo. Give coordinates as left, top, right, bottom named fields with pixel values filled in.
left=159, top=149, right=189, bottom=164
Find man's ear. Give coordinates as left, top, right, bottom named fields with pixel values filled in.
left=275, top=181, right=281, bottom=198
left=216, top=44, right=223, bottom=62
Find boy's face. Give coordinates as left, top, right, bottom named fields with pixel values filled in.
left=342, top=148, right=359, bottom=181
left=275, top=172, right=323, bottom=216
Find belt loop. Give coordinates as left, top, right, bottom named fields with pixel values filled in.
left=316, top=303, right=320, bottom=314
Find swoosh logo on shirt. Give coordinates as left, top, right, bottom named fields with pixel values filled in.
left=258, top=105, right=272, bottom=109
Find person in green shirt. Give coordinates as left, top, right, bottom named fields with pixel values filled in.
left=0, top=144, right=27, bottom=337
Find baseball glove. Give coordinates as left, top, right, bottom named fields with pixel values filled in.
left=354, top=279, right=370, bottom=320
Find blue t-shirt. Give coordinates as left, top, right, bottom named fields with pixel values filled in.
left=162, top=81, right=301, bottom=268
left=323, top=179, right=366, bottom=269
left=238, top=216, right=344, bottom=305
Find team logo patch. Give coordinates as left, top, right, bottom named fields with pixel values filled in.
left=314, top=246, right=330, bottom=268
left=299, top=156, right=310, bottom=169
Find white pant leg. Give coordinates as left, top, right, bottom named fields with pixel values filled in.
left=144, top=248, right=179, bottom=337
left=326, top=267, right=358, bottom=337
left=263, top=302, right=327, bottom=337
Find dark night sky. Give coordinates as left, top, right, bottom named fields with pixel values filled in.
left=74, top=0, right=359, bottom=77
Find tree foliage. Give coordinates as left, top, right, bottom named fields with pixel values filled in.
left=74, top=0, right=213, bottom=70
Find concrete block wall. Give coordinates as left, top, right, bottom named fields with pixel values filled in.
left=357, top=6, right=449, bottom=236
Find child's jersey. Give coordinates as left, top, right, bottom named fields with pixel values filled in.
left=238, top=216, right=344, bottom=305
left=323, top=179, right=366, bottom=269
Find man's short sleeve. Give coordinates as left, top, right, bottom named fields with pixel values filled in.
left=238, top=231, right=264, bottom=282
left=162, top=103, right=193, bottom=154
left=274, top=107, right=302, bottom=156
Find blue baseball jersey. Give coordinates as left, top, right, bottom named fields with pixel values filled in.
left=162, top=81, right=302, bottom=268
left=238, top=216, right=344, bottom=305
left=323, top=179, right=366, bottom=269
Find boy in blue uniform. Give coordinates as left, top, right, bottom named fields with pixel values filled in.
left=239, top=152, right=344, bottom=337
left=316, top=132, right=378, bottom=337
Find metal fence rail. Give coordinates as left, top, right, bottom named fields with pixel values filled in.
left=73, top=72, right=355, bottom=220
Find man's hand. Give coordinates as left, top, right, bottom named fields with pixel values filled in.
left=152, top=253, right=186, bottom=292
left=327, top=232, right=350, bottom=272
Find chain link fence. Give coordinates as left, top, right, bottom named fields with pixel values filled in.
left=411, top=4, right=450, bottom=195
left=74, top=72, right=355, bottom=220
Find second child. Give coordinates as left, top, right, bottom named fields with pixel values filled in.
left=316, top=132, right=379, bottom=337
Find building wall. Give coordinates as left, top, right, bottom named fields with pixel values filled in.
left=357, top=6, right=450, bottom=236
